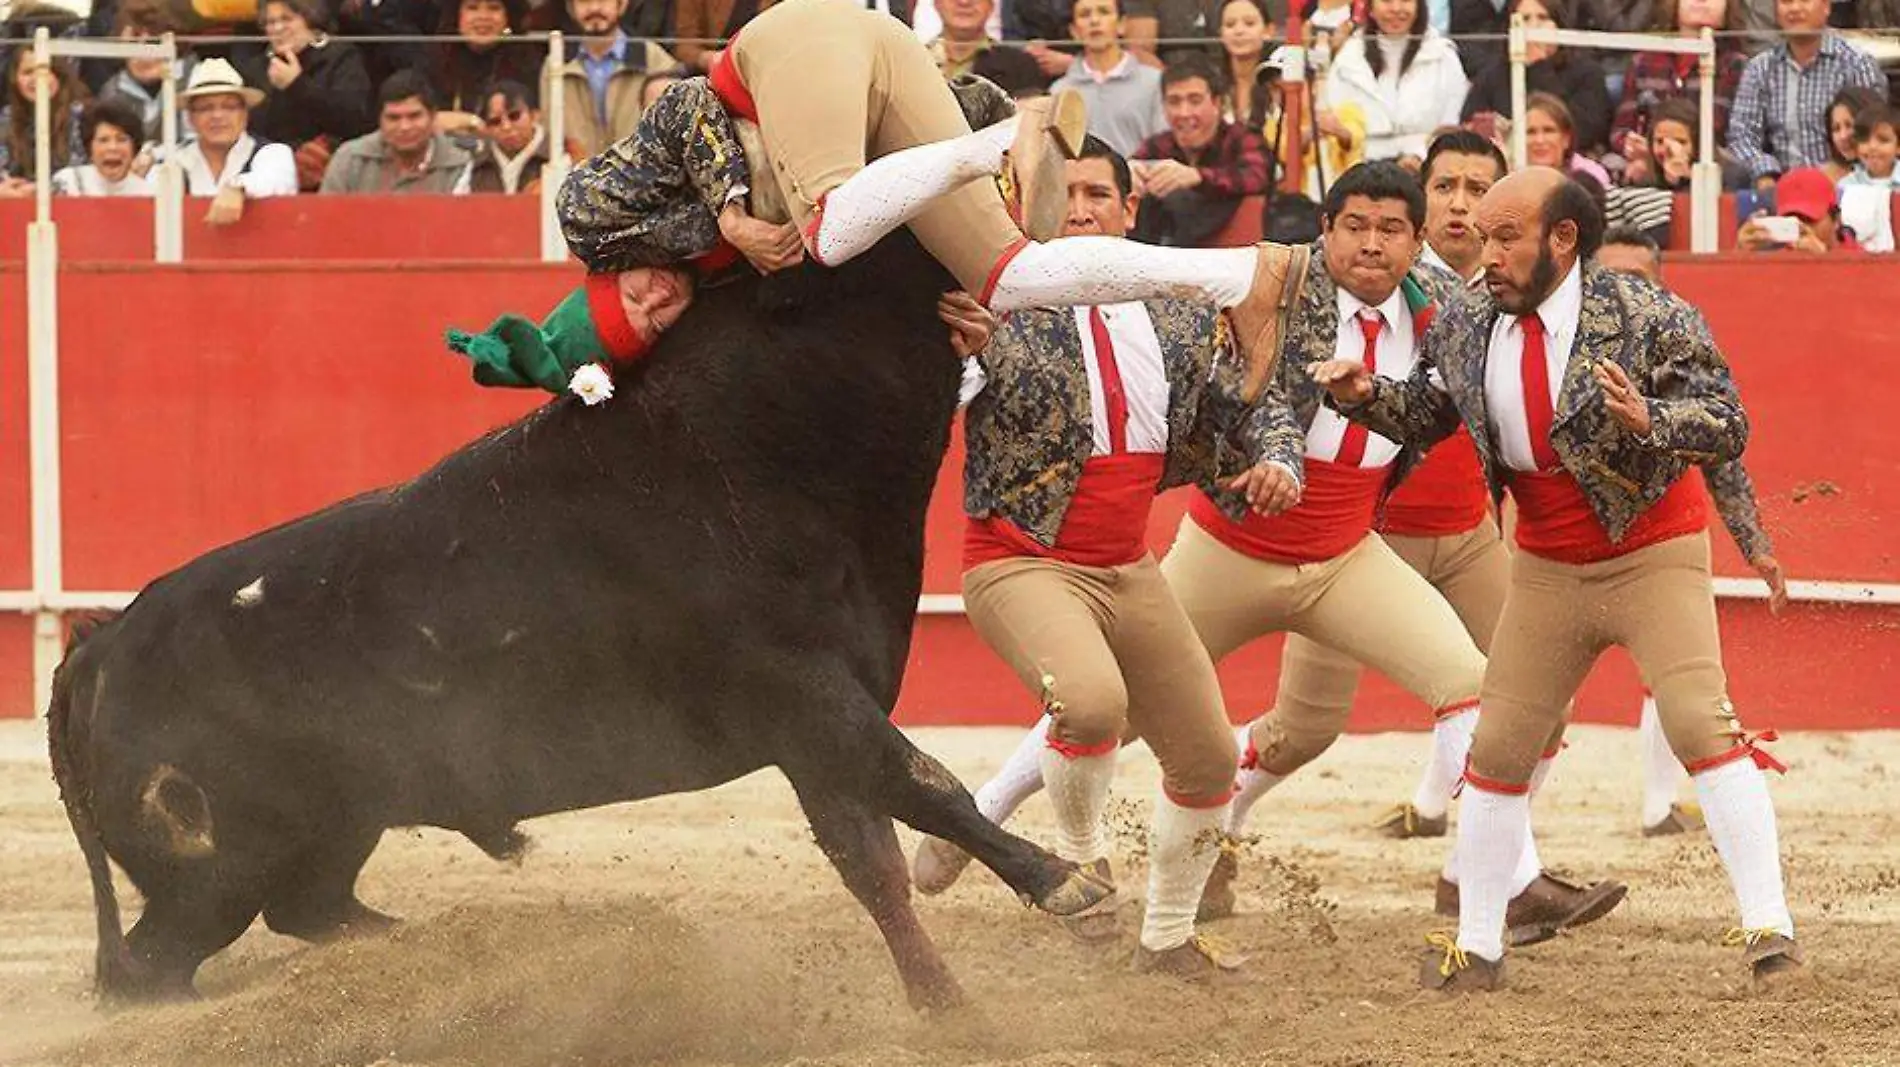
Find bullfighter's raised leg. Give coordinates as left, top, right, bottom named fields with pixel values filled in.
left=787, top=777, right=966, bottom=1012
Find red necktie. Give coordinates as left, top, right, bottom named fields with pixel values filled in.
left=1087, top=307, right=1130, bottom=455
left=1335, top=309, right=1382, bottom=468
left=1520, top=313, right=1560, bottom=471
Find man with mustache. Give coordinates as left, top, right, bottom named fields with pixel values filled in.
left=1314, top=167, right=1799, bottom=992
left=917, top=162, right=1625, bottom=948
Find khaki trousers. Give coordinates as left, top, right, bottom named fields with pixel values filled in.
left=1272, top=520, right=1510, bottom=737
left=963, top=554, right=1239, bottom=804
left=1160, top=519, right=1487, bottom=777
left=731, top=0, right=1024, bottom=294
left=1469, top=531, right=1742, bottom=786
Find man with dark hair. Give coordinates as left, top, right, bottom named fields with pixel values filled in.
left=910, top=133, right=1298, bottom=977
left=321, top=69, right=474, bottom=193
left=1050, top=0, right=1168, bottom=157
left=1419, top=129, right=1508, bottom=284
left=468, top=79, right=558, bottom=194
left=1316, top=167, right=1799, bottom=993
left=920, top=161, right=1626, bottom=946
left=1130, top=55, right=1270, bottom=246
left=556, top=0, right=681, bottom=157
left=1728, top=0, right=1883, bottom=188
left=1595, top=226, right=1664, bottom=282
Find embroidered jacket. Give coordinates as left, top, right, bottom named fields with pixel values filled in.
left=963, top=299, right=1301, bottom=546
left=558, top=76, right=750, bottom=273
left=559, top=74, right=1019, bottom=274
left=1201, top=245, right=1486, bottom=517
left=1339, top=262, right=1750, bottom=544
left=1705, top=457, right=1774, bottom=564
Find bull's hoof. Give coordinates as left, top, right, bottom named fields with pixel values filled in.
left=1026, top=862, right=1115, bottom=917
left=907, top=974, right=971, bottom=1015
left=263, top=900, right=399, bottom=944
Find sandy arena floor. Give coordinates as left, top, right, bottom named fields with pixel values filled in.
left=2, top=720, right=1897, bottom=1067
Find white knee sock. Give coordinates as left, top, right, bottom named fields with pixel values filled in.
left=811, top=119, right=1017, bottom=267
left=1039, top=745, right=1117, bottom=864
left=987, top=238, right=1259, bottom=313
left=1640, top=695, right=1683, bottom=827
left=1454, top=786, right=1530, bottom=962
left=1694, top=759, right=1794, bottom=937
left=1442, top=781, right=1542, bottom=894
left=1411, top=705, right=1478, bottom=821
left=1225, top=723, right=1281, bottom=835
left=974, top=713, right=1051, bottom=825
left=1141, top=793, right=1227, bottom=952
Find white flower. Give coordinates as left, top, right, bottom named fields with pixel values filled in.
left=569, top=362, right=615, bottom=406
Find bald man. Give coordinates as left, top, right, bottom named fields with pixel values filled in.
left=1314, top=168, right=1800, bottom=993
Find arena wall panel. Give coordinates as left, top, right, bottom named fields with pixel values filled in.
left=0, top=218, right=1895, bottom=732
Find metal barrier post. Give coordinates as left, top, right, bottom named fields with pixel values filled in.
left=541, top=31, right=569, bottom=263
left=27, top=29, right=65, bottom=716
left=1691, top=26, right=1720, bottom=253
left=156, top=33, right=183, bottom=263
left=1508, top=16, right=1528, bottom=170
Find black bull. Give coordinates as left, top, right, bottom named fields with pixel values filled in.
left=46, top=236, right=1109, bottom=1012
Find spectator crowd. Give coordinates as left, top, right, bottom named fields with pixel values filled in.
left=0, top=0, right=1892, bottom=247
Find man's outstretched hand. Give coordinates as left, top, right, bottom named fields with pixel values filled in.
left=1309, top=359, right=1374, bottom=404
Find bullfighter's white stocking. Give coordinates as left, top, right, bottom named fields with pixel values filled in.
left=985, top=238, right=1260, bottom=313
left=1142, top=794, right=1225, bottom=952
left=1411, top=706, right=1478, bottom=821
left=1694, top=759, right=1794, bottom=937
left=1453, top=785, right=1529, bottom=962
left=1039, top=745, right=1116, bottom=865
left=1224, top=723, right=1282, bottom=836
left=975, top=713, right=1052, bottom=825
left=808, top=118, right=1018, bottom=266
left=1640, top=694, right=1685, bottom=827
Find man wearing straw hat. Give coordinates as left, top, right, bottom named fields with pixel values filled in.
left=174, top=57, right=298, bottom=225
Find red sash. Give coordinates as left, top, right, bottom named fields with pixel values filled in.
left=1187, top=458, right=1388, bottom=565
left=1378, top=427, right=1489, bottom=537
left=1511, top=467, right=1709, bottom=563
left=963, top=454, right=1167, bottom=570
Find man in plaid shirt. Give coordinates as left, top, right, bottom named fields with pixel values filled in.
left=1130, top=56, right=1271, bottom=246
left=1727, top=0, right=1883, bottom=188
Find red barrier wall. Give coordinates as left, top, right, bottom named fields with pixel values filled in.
left=1, top=207, right=1896, bottom=729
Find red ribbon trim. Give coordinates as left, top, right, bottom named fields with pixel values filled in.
left=1043, top=734, right=1118, bottom=760
left=1685, top=730, right=1788, bottom=776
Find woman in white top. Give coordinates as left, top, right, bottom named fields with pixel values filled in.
left=53, top=98, right=155, bottom=197
left=1318, top=0, right=1468, bottom=164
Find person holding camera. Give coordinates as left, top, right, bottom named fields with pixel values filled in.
left=1735, top=164, right=1859, bottom=251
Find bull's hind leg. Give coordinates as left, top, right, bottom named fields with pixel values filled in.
left=788, top=779, right=965, bottom=1012
left=261, top=826, right=397, bottom=942
left=778, top=705, right=1107, bottom=918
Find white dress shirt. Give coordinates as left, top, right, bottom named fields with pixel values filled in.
left=957, top=303, right=1171, bottom=457
left=1484, top=261, right=1584, bottom=472
left=1074, top=301, right=1170, bottom=456
left=1306, top=286, right=1416, bottom=468
left=176, top=133, right=298, bottom=198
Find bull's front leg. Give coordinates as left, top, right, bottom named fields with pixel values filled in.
left=787, top=779, right=965, bottom=1012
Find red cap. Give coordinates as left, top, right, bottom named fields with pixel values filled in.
left=1775, top=167, right=1838, bottom=223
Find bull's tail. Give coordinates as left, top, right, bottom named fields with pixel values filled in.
left=46, top=612, right=139, bottom=998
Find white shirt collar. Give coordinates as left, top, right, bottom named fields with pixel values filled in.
left=1420, top=242, right=1482, bottom=286
left=1505, top=259, right=1583, bottom=337
left=1336, top=283, right=1407, bottom=333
